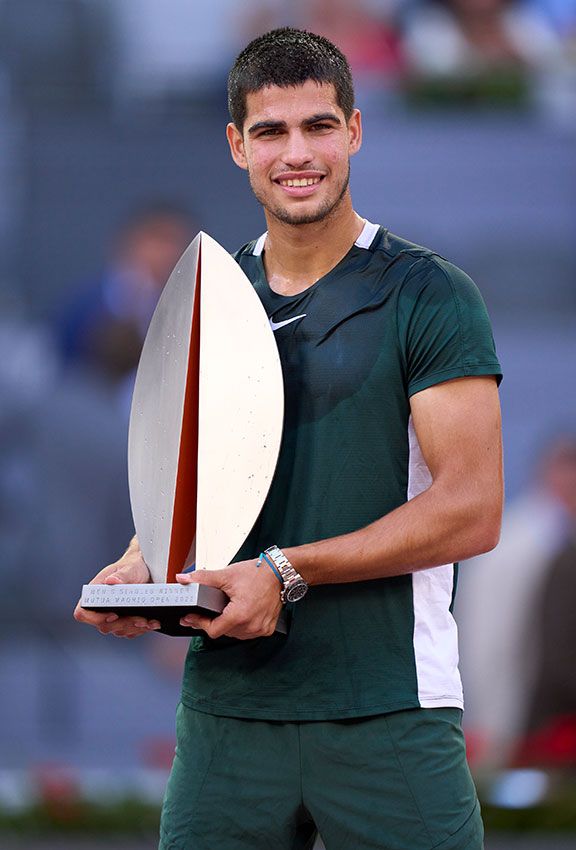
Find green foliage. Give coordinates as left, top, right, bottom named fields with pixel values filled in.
left=404, top=70, right=529, bottom=109
left=0, top=799, right=160, bottom=836
left=482, top=797, right=576, bottom=832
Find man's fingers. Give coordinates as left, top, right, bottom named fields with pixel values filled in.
left=176, top=569, right=227, bottom=588
left=103, top=564, right=145, bottom=585
left=179, top=608, right=241, bottom=638
left=180, top=613, right=213, bottom=632
left=103, top=574, right=125, bottom=585
left=74, top=547, right=153, bottom=634
left=200, top=606, right=252, bottom=640
left=207, top=609, right=246, bottom=639
left=73, top=605, right=110, bottom=627
left=180, top=603, right=280, bottom=640
left=97, top=616, right=161, bottom=636
left=176, top=560, right=281, bottom=639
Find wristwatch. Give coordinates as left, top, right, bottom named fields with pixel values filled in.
left=263, top=545, right=309, bottom=604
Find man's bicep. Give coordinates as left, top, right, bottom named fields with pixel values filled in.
left=409, top=376, right=503, bottom=498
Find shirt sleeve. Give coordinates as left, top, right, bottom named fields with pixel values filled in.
left=396, top=256, right=502, bottom=397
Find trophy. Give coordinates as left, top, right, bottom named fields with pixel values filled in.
left=80, top=232, right=286, bottom=635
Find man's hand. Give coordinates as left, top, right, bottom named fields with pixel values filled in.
left=176, top=558, right=283, bottom=640
left=73, top=537, right=161, bottom=637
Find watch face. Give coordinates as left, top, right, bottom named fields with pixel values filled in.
left=285, top=580, right=308, bottom=603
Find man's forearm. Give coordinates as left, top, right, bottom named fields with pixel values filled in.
left=285, top=480, right=502, bottom=586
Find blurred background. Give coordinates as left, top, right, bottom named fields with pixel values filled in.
left=0, top=0, right=575, bottom=846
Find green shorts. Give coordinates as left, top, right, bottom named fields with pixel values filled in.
left=159, top=704, right=483, bottom=850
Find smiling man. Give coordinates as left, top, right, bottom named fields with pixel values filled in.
left=75, top=28, right=503, bottom=850
left=235, top=79, right=358, bottom=229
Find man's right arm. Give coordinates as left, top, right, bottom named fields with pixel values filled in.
left=73, top=536, right=161, bottom=637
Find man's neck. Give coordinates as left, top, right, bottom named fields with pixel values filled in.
left=262, top=199, right=365, bottom=296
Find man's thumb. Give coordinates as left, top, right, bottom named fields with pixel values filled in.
left=104, top=572, right=126, bottom=585
left=176, top=569, right=226, bottom=588
left=104, top=562, right=140, bottom=584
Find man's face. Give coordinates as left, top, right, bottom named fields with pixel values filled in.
left=227, top=81, right=362, bottom=226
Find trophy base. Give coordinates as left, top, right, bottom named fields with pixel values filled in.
left=80, top=583, right=288, bottom=636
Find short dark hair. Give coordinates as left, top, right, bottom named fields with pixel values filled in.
left=228, top=28, right=355, bottom=131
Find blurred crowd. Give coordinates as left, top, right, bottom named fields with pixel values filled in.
left=0, top=203, right=197, bottom=620
left=0, top=0, right=574, bottom=114
left=57, top=203, right=193, bottom=407
left=459, top=436, right=576, bottom=772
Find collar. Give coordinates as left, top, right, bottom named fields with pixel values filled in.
left=251, top=218, right=380, bottom=257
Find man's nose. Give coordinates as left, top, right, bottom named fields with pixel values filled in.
left=282, top=130, right=313, bottom=167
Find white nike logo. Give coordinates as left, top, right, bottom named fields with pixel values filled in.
left=269, top=314, right=307, bottom=332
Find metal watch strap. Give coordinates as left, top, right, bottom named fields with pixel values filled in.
left=264, top=545, right=308, bottom=604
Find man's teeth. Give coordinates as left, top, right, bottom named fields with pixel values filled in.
left=279, top=177, right=321, bottom=187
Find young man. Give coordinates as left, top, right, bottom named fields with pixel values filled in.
left=75, top=28, right=503, bottom=850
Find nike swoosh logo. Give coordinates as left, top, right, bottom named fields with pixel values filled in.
left=269, top=314, right=307, bottom=332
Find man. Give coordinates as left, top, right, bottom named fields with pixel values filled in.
left=75, top=28, right=503, bottom=850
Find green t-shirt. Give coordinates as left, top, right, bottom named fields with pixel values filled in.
left=181, top=220, right=502, bottom=720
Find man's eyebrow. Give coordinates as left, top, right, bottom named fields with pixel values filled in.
left=247, top=120, right=286, bottom=135
left=302, top=113, right=341, bottom=126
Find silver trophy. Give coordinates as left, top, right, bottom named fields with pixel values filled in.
left=81, top=232, right=286, bottom=635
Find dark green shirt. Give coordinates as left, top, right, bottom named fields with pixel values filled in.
left=181, top=221, right=502, bottom=720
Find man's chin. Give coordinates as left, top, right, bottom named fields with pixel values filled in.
left=267, top=195, right=346, bottom=227
left=274, top=209, right=331, bottom=226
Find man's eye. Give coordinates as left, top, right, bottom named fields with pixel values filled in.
left=259, top=128, right=281, bottom=137
left=310, top=123, right=332, bottom=132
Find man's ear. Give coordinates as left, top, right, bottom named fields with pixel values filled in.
left=226, top=122, right=248, bottom=170
left=348, top=109, right=362, bottom=157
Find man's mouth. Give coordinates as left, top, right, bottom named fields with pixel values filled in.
left=276, top=176, right=323, bottom=188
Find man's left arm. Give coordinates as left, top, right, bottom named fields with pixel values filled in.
left=288, top=374, right=503, bottom=583
left=179, top=375, right=503, bottom=638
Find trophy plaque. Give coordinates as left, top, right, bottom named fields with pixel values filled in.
left=81, top=232, right=286, bottom=635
